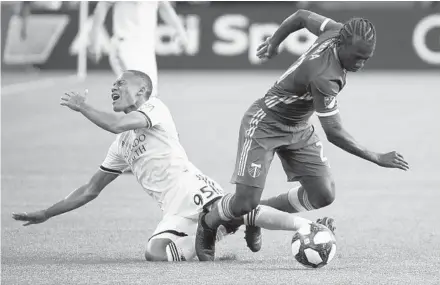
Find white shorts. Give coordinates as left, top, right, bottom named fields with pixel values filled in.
left=149, top=214, right=197, bottom=242
left=109, top=37, right=158, bottom=97
left=150, top=172, right=224, bottom=241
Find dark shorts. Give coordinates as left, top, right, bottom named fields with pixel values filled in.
left=231, top=100, right=332, bottom=188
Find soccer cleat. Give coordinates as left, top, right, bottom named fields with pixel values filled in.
left=216, top=222, right=240, bottom=242
left=195, top=212, right=217, bottom=261
left=223, top=222, right=240, bottom=235
left=244, top=225, right=262, bottom=252
left=316, top=217, right=336, bottom=234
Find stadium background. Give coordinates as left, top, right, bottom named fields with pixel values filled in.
left=2, top=1, right=440, bottom=285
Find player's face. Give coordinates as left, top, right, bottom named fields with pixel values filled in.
left=339, top=40, right=374, bottom=72
left=111, top=74, right=139, bottom=113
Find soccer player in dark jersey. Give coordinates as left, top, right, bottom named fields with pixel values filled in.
left=195, top=10, right=409, bottom=261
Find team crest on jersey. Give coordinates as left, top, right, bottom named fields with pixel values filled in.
left=248, top=162, right=262, bottom=178
left=324, top=96, right=336, bottom=109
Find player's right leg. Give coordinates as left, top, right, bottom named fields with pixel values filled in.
left=262, top=138, right=336, bottom=213
left=196, top=102, right=276, bottom=261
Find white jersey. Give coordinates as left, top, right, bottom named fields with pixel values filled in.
left=100, top=98, right=221, bottom=216
left=112, top=1, right=158, bottom=45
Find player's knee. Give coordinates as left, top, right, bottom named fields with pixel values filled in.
left=231, top=184, right=263, bottom=216
left=313, top=178, right=336, bottom=209
left=144, top=239, right=169, bottom=262
left=301, top=176, right=336, bottom=209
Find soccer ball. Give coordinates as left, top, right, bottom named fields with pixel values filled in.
left=291, top=222, right=337, bottom=268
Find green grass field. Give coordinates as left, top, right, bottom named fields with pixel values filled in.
left=2, top=71, right=439, bottom=285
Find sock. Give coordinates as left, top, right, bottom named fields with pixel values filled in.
left=204, top=193, right=236, bottom=229
left=260, top=186, right=315, bottom=213
left=286, top=186, right=315, bottom=212
left=165, top=237, right=196, bottom=262
left=243, top=205, right=311, bottom=231
left=261, top=192, right=297, bottom=213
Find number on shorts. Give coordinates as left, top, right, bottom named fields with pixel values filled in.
left=194, top=194, right=203, bottom=206
left=200, top=186, right=214, bottom=199
left=316, top=141, right=328, bottom=162
left=193, top=185, right=218, bottom=206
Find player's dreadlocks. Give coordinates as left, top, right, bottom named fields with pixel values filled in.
left=337, top=18, right=376, bottom=50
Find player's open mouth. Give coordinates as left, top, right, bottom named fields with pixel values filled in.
left=112, top=93, right=120, bottom=101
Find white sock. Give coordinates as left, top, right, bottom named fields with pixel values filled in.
left=287, top=186, right=315, bottom=212
left=165, top=237, right=196, bottom=262
left=243, top=205, right=311, bottom=231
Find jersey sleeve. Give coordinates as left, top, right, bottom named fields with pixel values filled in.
left=310, top=78, right=340, bottom=117
left=100, top=139, right=128, bottom=175
left=305, top=11, right=344, bottom=36
left=136, top=99, right=168, bottom=128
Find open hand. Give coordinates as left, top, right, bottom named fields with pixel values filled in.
left=12, top=210, right=49, bottom=226
left=376, top=151, right=409, bottom=171
left=60, top=90, right=88, bottom=112
left=256, top=37, right=279, bottom=60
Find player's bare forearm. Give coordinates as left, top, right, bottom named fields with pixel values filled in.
left=78, top=102, right=148, bottom=133
left=319, top=114, right=379, bottom=164
left=79, top=103, right=122, bottom=133
left=13, top=171, right=118, bottom=226
left=44, top=184, right=98, bottom=218
left=327, top=129, right=379, bottom=164
left=61, top=91, right=147, bottom=133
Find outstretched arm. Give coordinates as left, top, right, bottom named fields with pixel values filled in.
left=12, top=170, right=118, bottom=226
left=60, top=90, right=148, bottom=134
left=318, top=113, right=408, bottom=171
left=79, top=103, right=148, bottom=134
left=257, top=10, right=342, bottom=59
left=319, top=113, right=379, bottom=163
left=310, top=79, right=409, bottom=171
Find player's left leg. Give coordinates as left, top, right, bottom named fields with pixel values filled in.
left=146, top=213, right=237, bottom=262
left=267, top=141, right=336, bottom=213
left=146, top=215, right=198, bottom=262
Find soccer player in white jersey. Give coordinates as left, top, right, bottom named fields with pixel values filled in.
left=12, top=70, right=316, bottom=261
left=88, top=1, right=189, bottom=97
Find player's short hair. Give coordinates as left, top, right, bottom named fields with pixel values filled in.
left=338, top=17, right=376, bottom=50
left=126, top=70, right=153, bottom=97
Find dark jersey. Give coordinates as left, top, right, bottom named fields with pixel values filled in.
left=260, top=23, right=347, bottom=125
